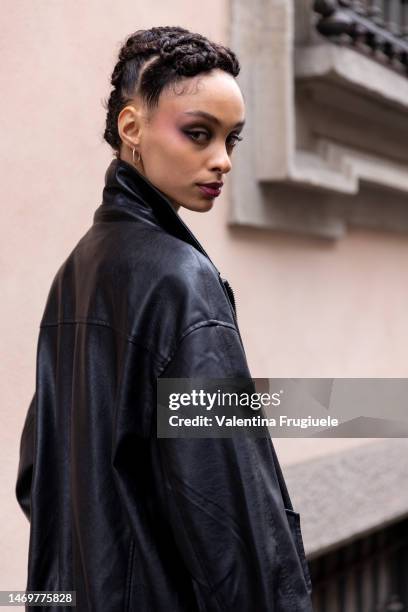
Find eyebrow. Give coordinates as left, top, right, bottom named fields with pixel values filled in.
left=182, top=110, right=245, bottom=129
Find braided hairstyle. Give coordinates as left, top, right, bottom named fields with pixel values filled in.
left=102, top=26, right=241, bottom=156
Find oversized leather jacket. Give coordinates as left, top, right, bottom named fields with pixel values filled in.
left=15, top=158, right=313, bottom=611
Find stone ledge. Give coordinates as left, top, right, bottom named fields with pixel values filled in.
left=281, top=438, right=408, bottom=559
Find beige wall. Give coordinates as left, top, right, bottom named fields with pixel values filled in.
left=2, top=0, right=402, bottom=593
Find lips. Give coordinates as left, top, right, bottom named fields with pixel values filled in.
left=200, top=183, right=223, bottom=189
left=197, top=184, right=222, bottom=198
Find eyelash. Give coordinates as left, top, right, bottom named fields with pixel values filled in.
left=185, top=130, right=243, bottom=147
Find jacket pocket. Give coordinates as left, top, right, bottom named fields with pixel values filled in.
left=284, top=508, right=313, bottom=595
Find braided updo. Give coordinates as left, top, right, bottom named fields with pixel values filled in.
left=102, top=26, right=241, bottom=155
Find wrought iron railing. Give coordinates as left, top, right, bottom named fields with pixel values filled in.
left=313, top=1, right=408, bottom=76
left=308, top=517, right=408, bottom=611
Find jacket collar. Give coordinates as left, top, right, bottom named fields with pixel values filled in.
left=94, top=158, right=221, bottom=275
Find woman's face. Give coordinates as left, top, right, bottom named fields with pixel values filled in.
left=118, top=68, right=246, bottom=213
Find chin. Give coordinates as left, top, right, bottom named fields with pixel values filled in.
left=192, top=200, right=214, bottom=212
left=178, top=199, right=214, bottom=213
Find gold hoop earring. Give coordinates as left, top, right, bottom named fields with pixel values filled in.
left=132, top=147, right=141, bottom=164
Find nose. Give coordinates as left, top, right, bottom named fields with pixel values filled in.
left=209, top=146, right=232, bottom=175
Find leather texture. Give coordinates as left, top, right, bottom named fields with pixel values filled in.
left=16, top=158, right=313, bottom=611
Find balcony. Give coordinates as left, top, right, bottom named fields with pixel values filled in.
left=314, top=0, right=408, bottom=78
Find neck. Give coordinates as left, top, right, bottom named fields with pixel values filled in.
left=118, top=152, right=181, bottom=214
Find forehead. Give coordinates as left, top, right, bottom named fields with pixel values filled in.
left=158, top=70, right=245, bottom=126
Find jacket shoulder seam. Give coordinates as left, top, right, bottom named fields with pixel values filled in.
left=40, top=318, right=167, bottom=364
left=157, top=319, right=239, bottom=378
left=178, top=319, right=237, bottom=341
left=40, top=318, right=238, bottom=369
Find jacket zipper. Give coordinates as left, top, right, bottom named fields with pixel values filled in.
left=220, top=277, right=237, bottom=316
left=127, top=162, right=240, bottom=324
left=219, top=277, right=248, bottom=360
left=161, top=194, right=240, bottom=321
left=178, top=216, right=240, bottom=322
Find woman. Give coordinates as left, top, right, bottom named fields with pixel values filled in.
left=16, top=26, right=313, bottom=611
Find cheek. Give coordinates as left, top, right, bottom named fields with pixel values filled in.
left=155, top=137, right=199, bottom=183
left=168, top=130, right=193, bottom=160
left=144, top=130, right=200, bottom=193
left=151, top=126, right=194, bottom=161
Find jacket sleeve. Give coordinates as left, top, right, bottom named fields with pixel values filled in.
left=15, top=392, right=36, bottom=522
left=152, top=322, right=313, bottom=612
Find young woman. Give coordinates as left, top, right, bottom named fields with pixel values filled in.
left=16, top=26, right=313, bottom=611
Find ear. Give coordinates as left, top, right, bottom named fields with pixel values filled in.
left=117, top=104, right=143, bottom=149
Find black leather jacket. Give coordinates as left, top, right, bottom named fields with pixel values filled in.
left=16, top=158, right=313, bottom=611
